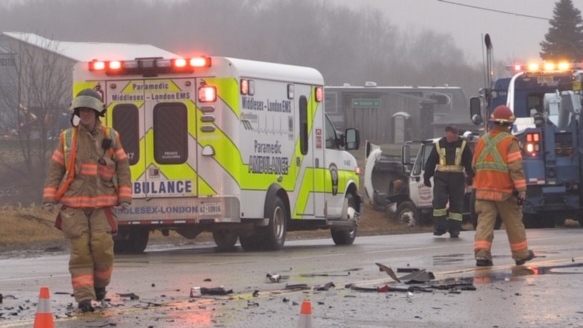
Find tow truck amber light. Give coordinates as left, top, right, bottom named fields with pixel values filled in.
left=199, top=86, right=217, bottom=102
left=511, top=62, right=577, bottom=74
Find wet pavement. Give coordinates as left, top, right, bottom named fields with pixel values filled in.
left=2, top=228, right=583, bottom=327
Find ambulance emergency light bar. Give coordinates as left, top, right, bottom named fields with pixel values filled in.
left=89, top=56, right=212, bottom=76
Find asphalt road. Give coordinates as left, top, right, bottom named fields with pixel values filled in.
left=2, top=227, right=583, bottom=327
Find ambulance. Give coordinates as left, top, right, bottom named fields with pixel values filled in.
left=72, top=56, right=362, bottom=253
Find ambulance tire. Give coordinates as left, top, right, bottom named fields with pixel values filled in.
left=262, top=196, right=287, bottom=251
left=238, top=232, right=263, bottom=252
left=114, top=228, right=149, bottom=254
left=212, top=230, right=238, bottom=250
left=331, top=193, right=357, bottom=245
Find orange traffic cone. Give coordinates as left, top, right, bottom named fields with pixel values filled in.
left=33, top=286, right=54, bottom=328
left=297, top=299, right=313, bottom=328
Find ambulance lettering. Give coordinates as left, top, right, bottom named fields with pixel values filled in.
left=248, top=139, right=289, bottom=174
left=133, top=180, right=193, bottom=194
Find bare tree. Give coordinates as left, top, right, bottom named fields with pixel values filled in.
left=0, top=35, right=70, bottom=204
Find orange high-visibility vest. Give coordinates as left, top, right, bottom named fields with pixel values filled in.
left=472, top=130, right=519, bottom=201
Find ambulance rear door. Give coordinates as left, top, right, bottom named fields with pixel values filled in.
left=106, top=78, right=198, bottom=199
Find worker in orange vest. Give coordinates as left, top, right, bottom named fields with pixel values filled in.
left=472, top=105, right=534, bottom=267
left=43, top=88, right=132, bottom=312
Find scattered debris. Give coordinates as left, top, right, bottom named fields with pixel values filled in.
left=401, top=270, right=436, bottom=284
left=252, top=290, right=259, bottom=297
left=204, top=278, right=212, bottom=282
left=375, top=263, right=401, bottom=283
left=201, top=287, right=233, bottom=296
left=300, top=272, right=350, bottom=277
left=284, top=284, right=310, bottom=291
left=397, top=268, right=420, bottom=273
left=315, top=282, right=335, bottom=291
left=118, top=293, right=140, bottom=300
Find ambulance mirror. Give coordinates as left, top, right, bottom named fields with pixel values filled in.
left=345, top=128, right=360, bottom=150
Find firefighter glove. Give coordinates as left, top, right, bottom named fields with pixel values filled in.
left=517, top=191, right=526, bottom=203
left=43, top=202, right=54, bottom=213
left=465, top=176, right=473, bottom=186
left=423, top=178, right=431, bottom=187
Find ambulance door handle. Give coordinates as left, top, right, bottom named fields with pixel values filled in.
left=296, top=157, right=301, bottom=166
left=315, top=158, right=319, bottom=168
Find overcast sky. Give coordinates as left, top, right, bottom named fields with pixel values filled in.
left=338, top=0, right=565, bottom=64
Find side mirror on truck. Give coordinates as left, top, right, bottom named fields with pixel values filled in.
left=401, top=144, right=412, bottom=174
left=344, top=128, right=360, bottom=150
left=470, top=97, right=483, bottom=125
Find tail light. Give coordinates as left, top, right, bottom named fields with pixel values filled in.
left=198, top=85, right=217, bottom=103
left=525, top=132, right=541, bottom=156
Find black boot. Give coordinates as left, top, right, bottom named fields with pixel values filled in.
left=448, top=220, right=462, bottom=238
left=433, top=216, right=447, bottom=236
left=78, top=299, right=95, bottom=313
left=95, top=287, right=107, bottom=301
left=515, top=250, right=535, bottom=265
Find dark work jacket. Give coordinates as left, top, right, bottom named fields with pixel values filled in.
left=423, top=137, right=474, bottom=180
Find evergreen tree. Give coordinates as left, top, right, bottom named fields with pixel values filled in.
left=540, top=0, right=583, bottom=61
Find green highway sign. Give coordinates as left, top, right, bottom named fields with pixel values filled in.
left=352, top=98, right=381, bottom=108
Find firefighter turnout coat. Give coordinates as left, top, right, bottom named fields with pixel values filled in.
left=43, top=120, right=131, bottom=302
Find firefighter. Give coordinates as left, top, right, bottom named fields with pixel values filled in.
left=42, top=89, right=132, bottom=312
left=424, top=125, right=474, bottom=238
left=473, top=105, right=534, bottom=267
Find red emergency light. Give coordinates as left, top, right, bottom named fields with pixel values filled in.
left=525, top=132, right=541, bottom=157
left=198, top=84, right=217, bottom=103
left=88, top=56, right=212, bottom=76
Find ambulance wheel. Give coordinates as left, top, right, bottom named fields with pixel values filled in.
left=239, top=232, right=263, bottom=251
left=332, top=193, right=357, bottom=245
left=262, top=196, right=287, bottom=251
left=114, top=228, right=149, bottom=254
left=212, top=230, right=238, bottom=250
left=395, top=201, right=418, bottom=227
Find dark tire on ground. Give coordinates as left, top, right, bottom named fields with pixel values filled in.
left=114, top=228, right=149, bottom=254
left=212, top=230, right=238, bottom=250
left=331, top=193, right=358, bottom=245
left=395, top=201, right=419, bottom=227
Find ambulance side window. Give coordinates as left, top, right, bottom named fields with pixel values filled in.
left=112, top=104, right=139, bottom=165
left=153, top=103, right=188, bottom=164
left=299, top=96, right=308, bottom=155
left=325, top=116, right=337, bottom=149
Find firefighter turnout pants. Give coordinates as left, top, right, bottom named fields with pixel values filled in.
left=59, top=207, right=116, bottom=302
left=432, top=171, right=465, bottom=235
left=474, top=197, right=529, bottom=261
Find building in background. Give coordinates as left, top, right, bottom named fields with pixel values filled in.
left=324, top=83, right=474, bottom=144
